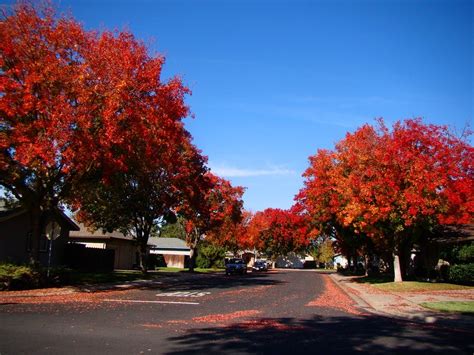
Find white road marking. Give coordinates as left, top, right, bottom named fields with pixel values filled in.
left=156, top=291, right=211, bottom=298
left=103, top=299, right=200, bottom=305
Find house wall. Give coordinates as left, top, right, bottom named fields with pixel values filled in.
left=164, top=254, right=185, bottom=268
left=107, top=240, right=136, bottom=270
left=275, top=252, right=305, bottom=269
left=0, top=213, right=30, bottom=264
left=0, top=213, right=71, bottom=266
left=38, top=223, right=70, bottom=267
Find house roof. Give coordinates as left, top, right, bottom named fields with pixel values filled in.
left=433, top=224, right=474, bottom=244
left=69, top=222, right=134, bottom=241
left=148, top=237, right=189, bottom=250
left=0, top=203, right=79, bottom=231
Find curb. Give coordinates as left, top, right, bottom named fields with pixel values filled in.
left=328, top=274, right=381, bottom=316
left=329, top=274, right=474, bottom=329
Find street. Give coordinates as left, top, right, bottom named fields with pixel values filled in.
left=1, top=270, right=472, bottom=354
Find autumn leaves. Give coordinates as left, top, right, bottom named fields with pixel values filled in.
left=295, top=119, right=473, bottom=280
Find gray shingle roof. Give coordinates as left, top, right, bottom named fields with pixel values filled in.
left=69, top=222, right=133, bottom=241
left=148, top=237, right=189, bottom=250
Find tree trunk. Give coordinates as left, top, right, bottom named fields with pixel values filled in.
left=364, top=254, right=369, bottom=277
left=138, top=243, right=148, bottom=274
left=189, top=246, right=197, bottom=272
left=393, top=251, right=403, bottom=282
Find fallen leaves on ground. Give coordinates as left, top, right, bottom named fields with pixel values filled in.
left=166, top=309, right=261, bottom=326
left=306, top=275, right=364, bottom=316
left=229, top=319, right=306, bottom=331
left=219, top=285, right=273, bottom=297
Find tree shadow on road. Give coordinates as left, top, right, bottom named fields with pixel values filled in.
left=74, top=271, right=284, bottom=294
left=164, top=314, right=473, bottom=354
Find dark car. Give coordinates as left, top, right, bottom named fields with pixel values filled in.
left=252, top=260, right=268, bottom=271
left=225, top=258, right=247, bottom=275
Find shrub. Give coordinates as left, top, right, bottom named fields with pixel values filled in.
left=0, top=263, right=41, bottom=290
left=458, top=243, right=474, bottom=263
left=449, top=263, right=474, bottom=285
left=0, top=264, right=74, bottom=290
left=196, top=243, right=225, bottom=269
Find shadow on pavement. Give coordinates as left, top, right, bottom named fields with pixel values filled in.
left=165, top=314, right=473, bottom=354
left=75, top=271, right=284, bottom=293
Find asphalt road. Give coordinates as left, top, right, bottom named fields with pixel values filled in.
left=0, top=270, right=472, bottom=354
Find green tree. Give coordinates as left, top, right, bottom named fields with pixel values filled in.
left=309, top=237, right=334, bottom=268
left=160, top=216, right=187, bottom=240
left=196, top=242, right=226, bottom=269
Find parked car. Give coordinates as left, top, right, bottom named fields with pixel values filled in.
left=252, top=260, right=268, bottom=271
left=225, top=258, right=247, bottom=275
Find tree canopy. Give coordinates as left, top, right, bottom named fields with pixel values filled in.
left=296, top=118, right=473, bottom=281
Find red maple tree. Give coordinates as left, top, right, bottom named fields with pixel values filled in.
left=245, top=208, right=310, bottom=262
left=0, top=2, right=193, bottom=264
left=297, top=118, right=473, bottom=281
left=179, top=173, right=245, bottom=271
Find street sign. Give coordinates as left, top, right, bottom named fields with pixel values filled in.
left=45, top=221, right=60, bottom=240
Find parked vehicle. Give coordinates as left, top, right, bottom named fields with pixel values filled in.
left=225, top=258, right=247, bottom=275
left=252, top=260, right=268, bottom=271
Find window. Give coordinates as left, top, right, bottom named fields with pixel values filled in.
left=39, top=234, right=50, bottom=252
left=25, top=232, right=51, bottom=252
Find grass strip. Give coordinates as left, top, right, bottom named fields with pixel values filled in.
left=420, top=301, right=474, bottom=314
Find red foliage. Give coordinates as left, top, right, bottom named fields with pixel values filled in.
left=180, top=173, right=245, bottom=248
left=297, top=118, right=473, bottom=246
left=0, top=3, right=194, bottom=262
left=245, top=208, right=310, bottom=255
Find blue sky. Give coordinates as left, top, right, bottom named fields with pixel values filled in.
left=12, top=0, right=473, bottom=212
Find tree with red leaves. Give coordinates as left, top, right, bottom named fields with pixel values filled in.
left=75, top=141, right=208, bottom=272
left=298, top=118, right=473, bottom=281
left=205, top=209, right=252, bottom=255
left=0, top=2, right=193, bottom=265
left=246, top=208, right=310, bottom=262
left=180, top=173, right=245, bottom=271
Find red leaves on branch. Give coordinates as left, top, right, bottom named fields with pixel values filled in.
left=0, top=2, right=197, bottom=264
left=297, top=118, right=473, bottom=243
left=245, top=208, right=310, bottom=255
left=1, top=2, right=191, bottom=192
left=179, top=172, right=245, bottom=249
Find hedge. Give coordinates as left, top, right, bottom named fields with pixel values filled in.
left=449, top=263, right=474, bottom=285
left=0, top=263, right=41, bottom=290
left=0, top=263, right=72, bottom=290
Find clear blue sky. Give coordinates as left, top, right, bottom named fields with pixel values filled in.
left=10, top=0, right=474, bottom=212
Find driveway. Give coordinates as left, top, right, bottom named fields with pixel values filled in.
left=0, top=270, right=472, bottom=354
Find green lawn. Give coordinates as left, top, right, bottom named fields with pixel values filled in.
left=421, top=301, right=474, bottom=314
left=373, top=281, right=473, bottom=292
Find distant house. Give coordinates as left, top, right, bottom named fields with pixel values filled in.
left=275, top=252, right=305, bottom=268
left=0, top=204, right=79, bottom=266
left=148, top=237, right=190, bottom=268
left=69, top=223, right=137, bottom=270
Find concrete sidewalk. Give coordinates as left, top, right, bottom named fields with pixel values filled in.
left=330, top=273, right=474, bottom=328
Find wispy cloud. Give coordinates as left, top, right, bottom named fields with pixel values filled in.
left=210, top=165, right=295, bottom=178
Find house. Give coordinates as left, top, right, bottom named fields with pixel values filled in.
left=69, top=223, right=137, bottom=270
left=0, top=204, right=79, bottom=266
left=275, top=252, right=305, bottom=268
left=148, top=237, right=190, bottom=268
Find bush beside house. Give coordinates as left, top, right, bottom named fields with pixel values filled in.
left=196, top=243, right=225, bottom=269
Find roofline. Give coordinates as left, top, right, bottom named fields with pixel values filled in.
left=150, top=247, right=190, bottom=251
left=0, top=208, right=27, bottom=223
left=0, top=207, right=79, bottom=231
left=69, top=235, right=136, bottom=242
